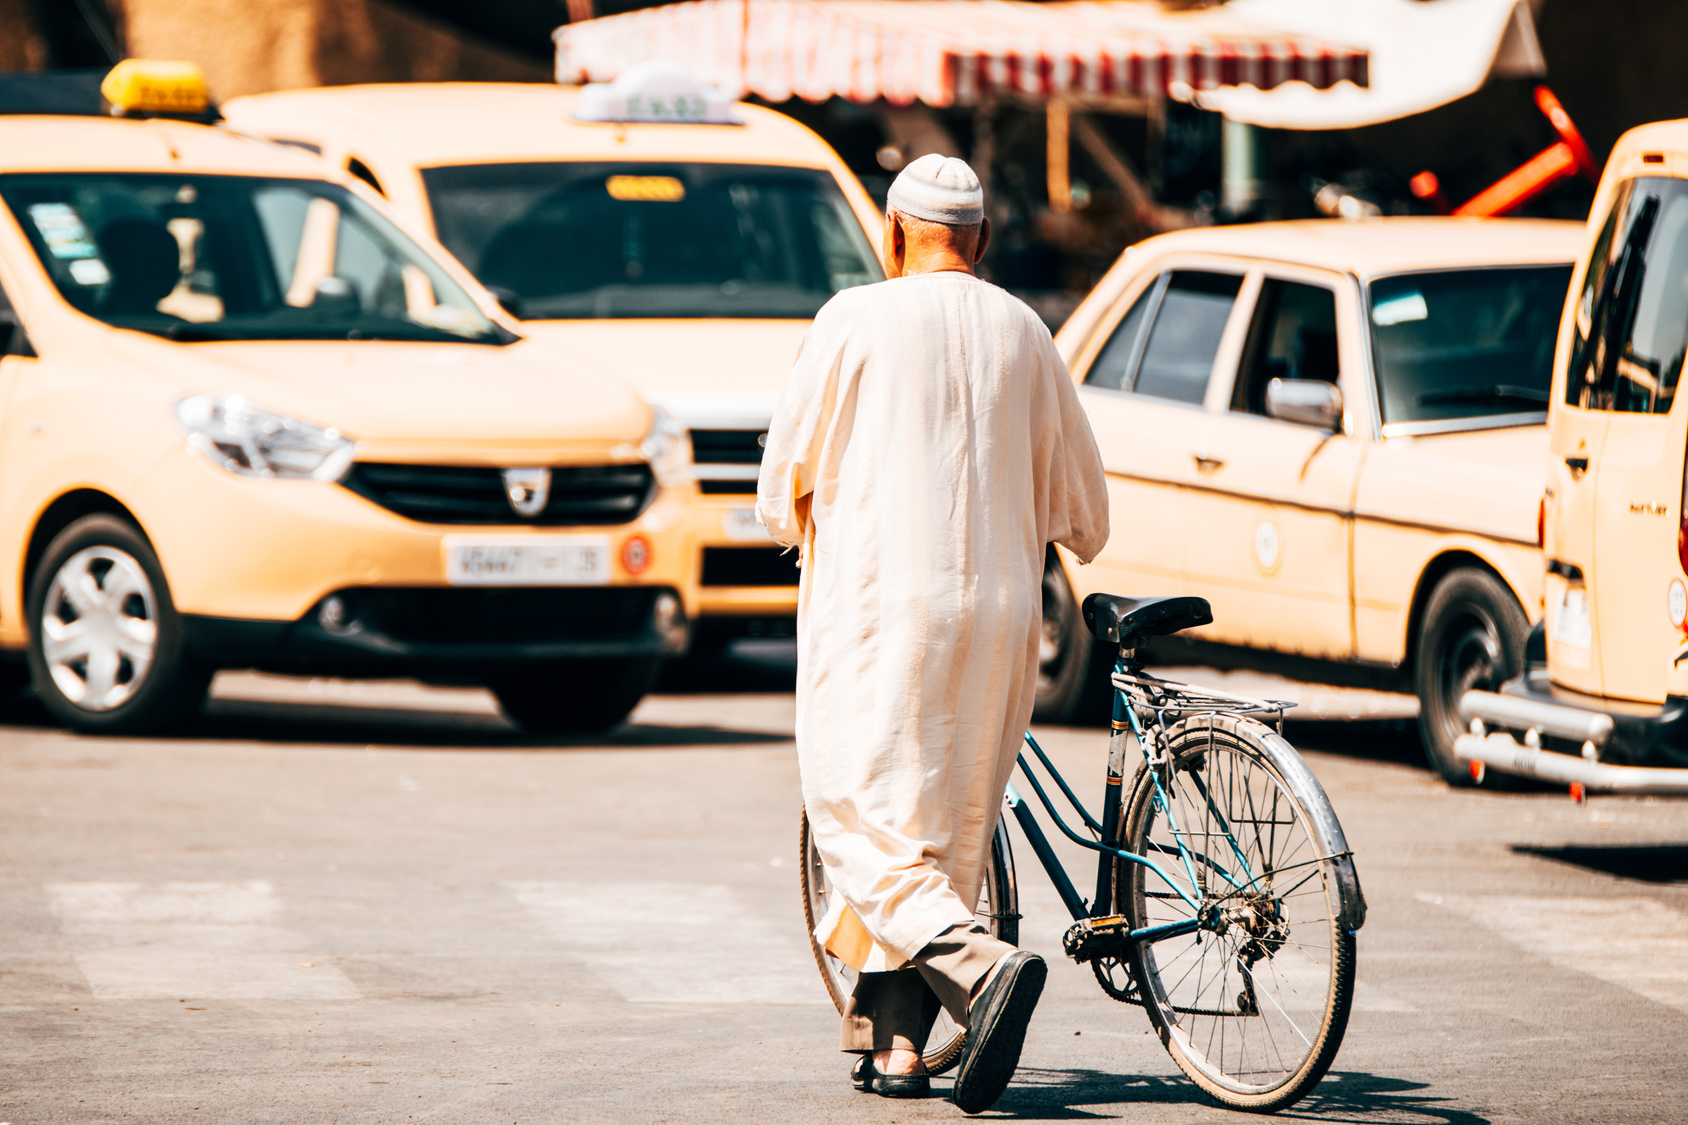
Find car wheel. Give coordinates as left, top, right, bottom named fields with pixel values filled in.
left=1414, top=567, right=1529, bottom=787
left=492, top=656, right=662, bottom=734
left=25, top=514, right=211, bottom=735
left=1032, top=552, right=1108, bottom=724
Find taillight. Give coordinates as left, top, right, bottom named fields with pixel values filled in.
left=1681, top=444, right=1688, bottom=574
left=1537, top=496, right=1546, bottom=549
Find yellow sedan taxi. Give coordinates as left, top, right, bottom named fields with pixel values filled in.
left=223, top=65, right=886, bottom=648
left=1459, top=119, right=1688, bottom=794
left=1046, top=218, right=1583, bottom=785
left=0, top=63, right=693, bottom=735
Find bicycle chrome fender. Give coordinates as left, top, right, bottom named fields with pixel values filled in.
left=1254, top=725, right=1368, bottom=932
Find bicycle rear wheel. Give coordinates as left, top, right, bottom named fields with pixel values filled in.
left=1116, top=714, right=1354, bottom=1113
left=799, top=809, right=1018, bottom=1076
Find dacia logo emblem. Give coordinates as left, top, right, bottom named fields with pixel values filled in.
left=502, top=467, right=551, bottom=518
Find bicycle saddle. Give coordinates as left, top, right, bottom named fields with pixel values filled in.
left=1081, top=593, right=1212, bottom=645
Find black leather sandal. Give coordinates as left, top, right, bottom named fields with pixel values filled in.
left=850, top=1054, right=931, bottom=1098
left=951, top=950, right=1047, bottom=1114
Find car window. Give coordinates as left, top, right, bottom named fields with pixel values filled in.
left=1083, top=279, right=1158, bottom=390
left=1132, top=270, right=1242, bottom=405
left=0, top=172, right=508, bottom=344
left=1233, top=279, right=1339, bottom=416
left=0, top=277, right=30, bottom=356
left=1567, top=176, right=1688, bottom=414
left=1369, top=265, right=1571, bottom=425
left=421, top=161, right=882, bottom=320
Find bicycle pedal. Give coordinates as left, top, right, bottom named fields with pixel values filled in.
left=1062, top=915, right=1132, bottom=964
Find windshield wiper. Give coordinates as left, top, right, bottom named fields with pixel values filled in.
left=1415, top=384, right=1549, bottom=407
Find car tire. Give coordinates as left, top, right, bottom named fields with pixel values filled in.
left=1414, top=567, right=1529, bottom=787
left=25, top=514, right=212, bottom=735
left=492, top=656, right=662, bottom=734
left=1031, top=552, right=1110, bottom=725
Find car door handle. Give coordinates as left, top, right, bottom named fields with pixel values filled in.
left=1565, top=456, right=1589, bottom=477
left=1194, top=453, right=1225, bottom=473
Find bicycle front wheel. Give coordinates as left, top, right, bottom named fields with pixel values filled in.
left=799, top=809, right=1018, bottom=1076
left=1117, top=714, right=1355, bottom=1113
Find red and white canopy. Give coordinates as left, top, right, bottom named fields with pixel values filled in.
left=554, top=0, right=1369, bottom=109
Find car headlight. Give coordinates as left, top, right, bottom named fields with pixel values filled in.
left=640, top=404, right=691, bottom=488
left=172, top=394, right=355, bottom=481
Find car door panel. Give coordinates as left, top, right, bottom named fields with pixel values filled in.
left=1183, top=268, right=1363, bottom=658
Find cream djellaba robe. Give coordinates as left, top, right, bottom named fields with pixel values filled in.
left=757, top=271, right=1109, bottom=974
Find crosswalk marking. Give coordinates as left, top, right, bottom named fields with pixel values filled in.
left=1421, top=893, right=1688, bottom=1014
left=505, top=881, right=829, bottom=1005
left=46, top=881, right=359, bottom=1001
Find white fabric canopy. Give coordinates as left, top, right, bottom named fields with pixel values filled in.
left=1200, top=0, right=1545, bottom=129
left=555, top=0, right=1369, bottom=109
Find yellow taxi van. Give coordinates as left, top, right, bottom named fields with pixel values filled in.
left=1460, top=120, right=1688, bottom=795
left=222, top=64, right=886, bottom=648
left=0, top=62, right=693, bottom=735
left=1044, top=218, right=1583, bottom=786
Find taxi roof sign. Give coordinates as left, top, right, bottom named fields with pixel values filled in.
left=100, top=59, right=211, bottom=118
left=572, top=62, right=742, bottom=126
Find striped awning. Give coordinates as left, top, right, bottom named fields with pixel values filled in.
left=554, top=0, right=1369, bottom=109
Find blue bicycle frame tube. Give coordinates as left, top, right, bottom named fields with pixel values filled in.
left=1003, top=780, right=1087, bottom=920
left=1012, top=748, right=1202, bottom=914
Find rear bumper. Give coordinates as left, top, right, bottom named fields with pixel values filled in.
left=1456, top=672, right=1688, bottom=792
left=183, top=584, right=688, bottom=678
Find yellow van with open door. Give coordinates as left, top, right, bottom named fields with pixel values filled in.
left=1460, top=119, right=1688, bottom=795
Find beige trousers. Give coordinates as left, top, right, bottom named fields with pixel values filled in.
left=839, top=922, right=1016, bottom=1052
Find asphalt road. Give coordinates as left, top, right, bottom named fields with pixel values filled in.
left=3, top=644, right=1687, bottom=1124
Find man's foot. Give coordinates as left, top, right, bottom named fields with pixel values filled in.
left=851, top=1051, right=930, bottom=1098
left=951, top=951, right=1046, bottom=1114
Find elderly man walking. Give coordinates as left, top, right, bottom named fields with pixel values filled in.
left=757, top=155, right=1108, bottom=1112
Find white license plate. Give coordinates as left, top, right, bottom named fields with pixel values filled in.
left=723, top=507, right=772, bottom=542
left=1553, top=588, right=1592, bottom=650
left=444, top=535, right=610, bottom=586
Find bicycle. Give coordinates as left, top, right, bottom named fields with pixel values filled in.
left=801, top=593, right=1367, bottom=1113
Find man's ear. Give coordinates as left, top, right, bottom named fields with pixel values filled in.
left=882, top=210, right=906, bottom=278
left=972, top=216, right=992, bottom=266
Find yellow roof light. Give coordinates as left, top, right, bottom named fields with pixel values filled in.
left=100, top=59, right=211, bottom=118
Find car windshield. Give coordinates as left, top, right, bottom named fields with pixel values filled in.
left=421, top=161, right=882, bottom=319
left=1368, top=265, right=1572, bottom=427
left=0, top=172, right=509, bottom=344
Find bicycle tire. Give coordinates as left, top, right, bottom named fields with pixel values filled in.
left=799, top=809, right=1018, bottom=1076
left=1115, top=714, right=1354, bottom=1113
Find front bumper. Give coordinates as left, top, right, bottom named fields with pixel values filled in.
left=184, top=584, right=688, bottom=679
left=686, top=491, right=799, bottom=618
left=1456, top=672, right=1688, bottom=793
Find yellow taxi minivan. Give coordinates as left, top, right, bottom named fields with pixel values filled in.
left=1045, top=218, right=1583, bottom=785
left=0, top=62, right=694, bottom=736
left=1459, top=120, right=1688, bottom=794
left=222, top=64, right=886, bottom=647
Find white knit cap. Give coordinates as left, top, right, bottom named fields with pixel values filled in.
left=887, top=153, right=984, bottom=226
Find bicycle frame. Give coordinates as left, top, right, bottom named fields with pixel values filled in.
left=1002, top=652, right=1275, bottom=948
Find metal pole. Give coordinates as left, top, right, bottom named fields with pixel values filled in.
left=1047, top=97, right=1071, bottom=213
left=1221, top=117, right=1259, bottom=217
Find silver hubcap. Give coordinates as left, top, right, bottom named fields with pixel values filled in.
left=41, top=546, right=157, bottom=712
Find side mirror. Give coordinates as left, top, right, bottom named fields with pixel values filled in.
left=485, top=286, right=525, bottom=320
left=310, top=276, right=361, bottom=317
left=1265, top=378, right=1342, bottom=431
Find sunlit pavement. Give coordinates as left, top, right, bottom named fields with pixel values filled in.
left=2, top=644, right=1686, bottom=1124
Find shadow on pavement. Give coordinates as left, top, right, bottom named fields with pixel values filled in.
left=1284, top=718, right=1425, bottom=769
left=658, top=638, right=797, bottom=693
left=1513, top=842, right=1688, bottom=884
left=0, top=690, right=789, bottom=751
left=980, top=1069, right=1487, bottom=1123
